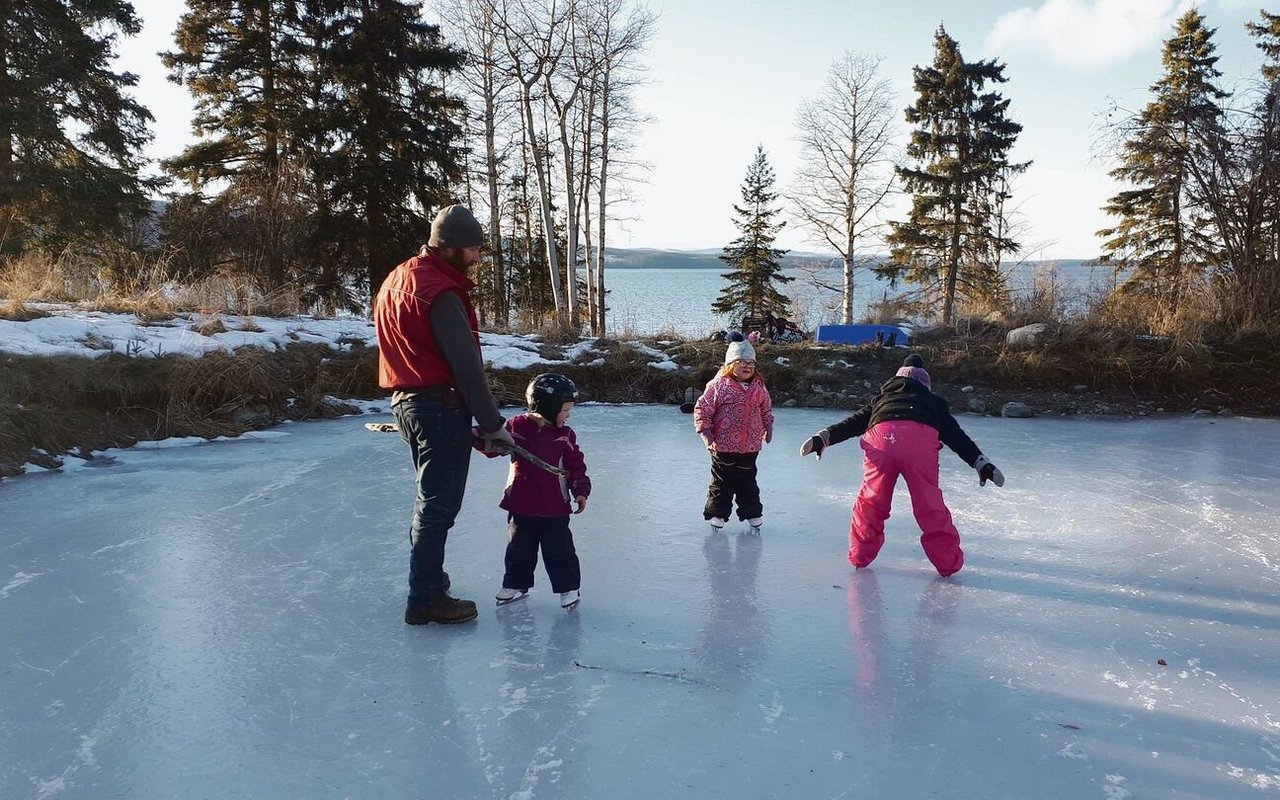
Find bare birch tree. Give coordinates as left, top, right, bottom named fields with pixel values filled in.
left=440, top=0, right=522, bottom=326
left=577, top=0, right=653, bottom=335
left=790, top=51, right=897, bottom=324
left=496, top=0, right=570, bottom=317
left=451, top=0, right=653, bottom=329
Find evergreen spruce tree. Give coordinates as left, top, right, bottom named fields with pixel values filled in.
left=883, top=26, right=1026, bottom=324
left=319, top=0, right=466, bottom=296
left=1247, top=10, right=1280, bottom=312
left=1247, top=10, right=1280, bottom=85
left=163, top=1, right=465, bottom=298
left=713, top=146, right=792, bottom=322
left=163, top=1, right=308, bottom=185
left=162, top=0, right=314, bottom=288
left=1098, top=9, right=1227, bottom=325
left=0, top=0, right=153, bottom=253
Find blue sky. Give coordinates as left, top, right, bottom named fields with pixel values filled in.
left=118, top=0, right=1269, bottom=260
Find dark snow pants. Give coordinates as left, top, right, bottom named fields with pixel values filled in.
left=503, top=514, right=581, bottom=594
left=393, top=390, right=472, bottom=603
left=703, top=451, right=762, bottom=521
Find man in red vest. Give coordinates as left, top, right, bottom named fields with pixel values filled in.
left=375, top=204, right=514, bottom=625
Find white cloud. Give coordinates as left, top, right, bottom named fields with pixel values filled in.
left=985, top=0, right=1194, bottom=70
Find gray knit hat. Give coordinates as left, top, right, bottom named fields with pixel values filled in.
left=428, top=204, right=485, bottom=249
left=725, top=338, right=756, bottom=365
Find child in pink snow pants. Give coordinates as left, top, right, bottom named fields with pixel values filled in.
left=800, top=354, right=1005, bottom=576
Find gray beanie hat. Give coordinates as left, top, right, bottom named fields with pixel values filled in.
left=428, top=204, right=485, bottom=249
left=725, top=339, right=756, bottom=365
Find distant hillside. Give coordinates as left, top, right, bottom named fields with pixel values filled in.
left=603, top=247, right=838, bottom=270
left=603, top=247, right=1100, bottom=271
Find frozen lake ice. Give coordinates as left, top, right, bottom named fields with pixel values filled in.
left=2, top=405, right=1279, bottom=799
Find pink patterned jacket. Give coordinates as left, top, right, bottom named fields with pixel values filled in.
left=693, top=374, right=774, bottom=454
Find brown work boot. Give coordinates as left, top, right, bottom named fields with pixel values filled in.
left=404, top=595, right=477, bottom=625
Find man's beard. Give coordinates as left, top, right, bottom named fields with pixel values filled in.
left=439, top=249, right=472, bottom=272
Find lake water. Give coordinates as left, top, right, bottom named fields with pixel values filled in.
left=601, top=262, right=1119, bottom=337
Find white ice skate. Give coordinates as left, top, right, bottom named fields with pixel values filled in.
left=709, top=517, right=727, bottom=531
left=495, top=587, right=528, bottom=606
left=748, top=517, right=763, bottom=532
left=560, top=590, right=581, bottom=609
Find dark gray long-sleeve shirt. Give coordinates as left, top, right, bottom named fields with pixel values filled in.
left=392, top=290, right=503, bottom=434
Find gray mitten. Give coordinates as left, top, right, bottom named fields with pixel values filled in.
left=800, top=429, right=831, bottom=459
left=974, top=455, right=1005, bottom=487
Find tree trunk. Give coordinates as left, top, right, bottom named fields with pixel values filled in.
left=579, top=79, right=598, bottom=335
left=258, top=0, right=284, bottom=288
left=844, top=131, right=858, bottom=325
left=483, top=48, right=506, bottom=326
left=547, top=70, right=583, bottom=325
left=519, top=81, right=564, bottom=315
left=0, top=0, right=12, bottom=207
left=944, top=191, right=962, bottom=326
left=595, top=62, right=612, bottom=337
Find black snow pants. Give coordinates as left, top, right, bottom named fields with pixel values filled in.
left=703, top=451, right=762, bottom=522
left=503, top=514, right=581, bottom=594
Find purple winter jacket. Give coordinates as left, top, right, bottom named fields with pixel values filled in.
left=486, top=413, right=591, bottom=517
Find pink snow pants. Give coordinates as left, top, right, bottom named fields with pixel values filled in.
left=849, top=420, right=964, bottom=576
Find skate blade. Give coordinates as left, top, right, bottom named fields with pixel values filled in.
left=495, top=592, right=529, bottom=606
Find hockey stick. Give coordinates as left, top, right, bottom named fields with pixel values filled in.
left=364, top=422, right=568, bottom=477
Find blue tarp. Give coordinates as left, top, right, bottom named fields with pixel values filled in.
left=814, top=324, right=911, bottom=346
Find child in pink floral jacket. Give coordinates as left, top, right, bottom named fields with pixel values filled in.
left=694, top=333, right=774, bottom=531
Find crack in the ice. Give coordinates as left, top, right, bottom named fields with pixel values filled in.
left=572, top=659, right=717, bottom=687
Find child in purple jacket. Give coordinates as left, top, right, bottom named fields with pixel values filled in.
left=484, top=373, right=591, bottom=609
left=694, top=333, right=774, bottom=531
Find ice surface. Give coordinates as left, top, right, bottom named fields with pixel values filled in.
left=2, top=406, right=1279, bottom=799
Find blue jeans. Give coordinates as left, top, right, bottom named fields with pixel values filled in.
left=392, top=393, right=472, bottom=603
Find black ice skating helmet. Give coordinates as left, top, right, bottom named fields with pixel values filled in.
left=526, top=373, right=579, bottom=421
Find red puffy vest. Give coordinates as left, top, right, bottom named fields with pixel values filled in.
left=374, top=250, right=480, bottom=390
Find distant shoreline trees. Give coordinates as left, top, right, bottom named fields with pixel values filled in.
left=5, top=4, right=1280, bottom=341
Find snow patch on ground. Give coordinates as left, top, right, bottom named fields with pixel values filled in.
left=0, top=305, right=622, bottom=373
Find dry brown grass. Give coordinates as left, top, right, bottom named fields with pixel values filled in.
left=0, top=343, right=382, bottom=476
left=0, top=250, right=87, bottom=302
left=1, top=298, right=51, bottom=321
left=0, top=251, right=316, bottom=318
left=191, top=314, right=229, bottom=336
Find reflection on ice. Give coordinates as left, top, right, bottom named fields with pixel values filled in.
left=2, top=407, right=1279, bottom=798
